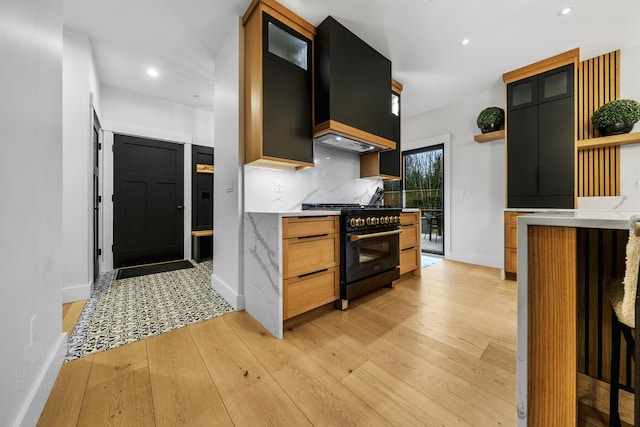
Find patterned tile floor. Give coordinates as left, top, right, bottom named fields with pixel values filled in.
left=65, top=260, right=234, bottom=361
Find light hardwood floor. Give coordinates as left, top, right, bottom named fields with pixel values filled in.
left=40, top=260, right=518, bottom=426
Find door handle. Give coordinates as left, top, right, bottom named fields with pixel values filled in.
left=349, top=229, right=402, bottom=243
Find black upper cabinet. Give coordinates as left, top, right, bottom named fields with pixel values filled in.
left=507, top=63, right=575, bottom=208
left=243, top=0, right=315, bottom=169
left=262, top=13, right=313, bottom=164
left=379, top=88, right=401, bottom=177
left=314, top=16, right=393, bottom=141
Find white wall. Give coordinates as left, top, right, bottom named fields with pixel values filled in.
left=62, top=28, right=101, bottom=302
left=403, top=80, right=506, bottom=268
left=99, top=86, right=215, bottom=271
left=101, top=85, right=214, bottom=147
left=619, top=43, right=640, bottom=196
left=0, top=1, right=67, bottom=425
left=212, top=19, right=245, bottom=309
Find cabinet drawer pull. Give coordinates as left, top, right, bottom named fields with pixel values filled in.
left=297, top=268, right=329, bottom=279
left=296, top=233, right=329, bottom=239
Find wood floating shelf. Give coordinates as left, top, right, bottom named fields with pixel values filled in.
left=577, top=132, right=640, bottom=150
left=196, top=164, right=214, bottom=174
left=474, top=129, right=505, bottom=143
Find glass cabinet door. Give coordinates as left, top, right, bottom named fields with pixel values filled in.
left=508, top=76, right=537, bottom=111
left=266, top=18, right=308, bottom=70
left=539, top=64, right=574, bottom=102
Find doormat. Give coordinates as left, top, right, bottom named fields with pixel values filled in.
left=116, top=259, right=194, bottom=279
left=65, top=260, right=234, bottom=361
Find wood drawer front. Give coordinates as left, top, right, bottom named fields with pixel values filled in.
left=505, top=247, right=518, bottom=273
left=400, top=224, right=419, bottom=250
left=505, top=211, right=530, bottom=226
left=400, top=211, right=420, bottom=226
left=282, top=216, right=340, bottom=239
left=283, top=234, right=339, bottom=279
left=505, top=223, right=518, bottom=248
left=400, top=247, right=420, bottom=275
left=283, top=267, right=339, bottom=320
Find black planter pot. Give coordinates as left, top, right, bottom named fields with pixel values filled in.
left=597, top=122, right=634, bottom=137
left=480, top=122, right=503, bottom=134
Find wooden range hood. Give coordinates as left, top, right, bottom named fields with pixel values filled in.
left=313, top=16, right=395, bottom=153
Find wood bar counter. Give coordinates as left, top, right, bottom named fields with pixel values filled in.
left=516, top=210, right=634, bottom=426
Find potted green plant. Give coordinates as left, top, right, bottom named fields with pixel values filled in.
left=591, top=99, right=640, bottom=136
left=476, top=107, right=505, bottom=133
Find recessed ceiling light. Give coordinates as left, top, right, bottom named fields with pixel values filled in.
left=193, top=94, right=200, bottom=99
left=461, top=38, right=470, bottom=45
left=146, top=68, right=159, bottom=77
left=559, top=7, right=574, bottom=16
left=335, top=136, right=342, bottom=141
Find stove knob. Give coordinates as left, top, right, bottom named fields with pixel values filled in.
left=383, top=216, right=389, bottom=224
left=367, top=217, right=373, bottom=225
left=394, top=216, right=399, bottom=223
left=357, top=218, right=365, bottom=226
left=349, top=218, right=358, bottom=227
left=375, top=217, right=380, bottom=225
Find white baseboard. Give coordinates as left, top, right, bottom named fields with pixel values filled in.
left=14, top=333, right=67, bottom=427
left=211, top=273, right=244, bottom=310
left=446, top=251, right=502, bottom=270
left=62, top=282, right=91, bottom=303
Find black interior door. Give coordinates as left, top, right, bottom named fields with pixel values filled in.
left=92, top=114, right=100, bottom=281
left=113, top=134, right=184, bottom=268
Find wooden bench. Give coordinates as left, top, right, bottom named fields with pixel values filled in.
left=191, top=230, right=214, bottom=262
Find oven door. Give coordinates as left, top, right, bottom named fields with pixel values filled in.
left=344, top=229, right=400, bottom=284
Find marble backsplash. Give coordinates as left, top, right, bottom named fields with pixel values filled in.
left=578, top=195, right=640, bottom=210
left=244, top=144, right=383, bottom=212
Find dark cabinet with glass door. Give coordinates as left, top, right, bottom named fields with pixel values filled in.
left=243, top=0, right=315, bottom=168
left=507, top=63, right=574, bottom=208
left=360, top=80, right=402, bottom=179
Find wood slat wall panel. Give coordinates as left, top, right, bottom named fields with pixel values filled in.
left=577, top=229, right=633, bottom=389
left=578, top=50, right=621, bottom=197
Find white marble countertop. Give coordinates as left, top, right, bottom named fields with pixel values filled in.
left=247, top=208, right=419, bottom=216
left=245, top=210, right=341, bottom=216
left=504, top=207, right=575, bottom=212
left=518, top=209, right=638, bottom=230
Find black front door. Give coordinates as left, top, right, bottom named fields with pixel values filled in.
left=113, top=134, right=184, bottom=268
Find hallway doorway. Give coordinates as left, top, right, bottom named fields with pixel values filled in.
left=385, top=144, right=444, bottom=256
left=404, top=145, right=444, bottom=256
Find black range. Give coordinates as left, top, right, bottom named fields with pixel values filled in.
left=302, top=203, right=402, bottom=309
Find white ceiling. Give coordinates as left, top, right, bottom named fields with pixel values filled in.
left=63, top=0, right=640, bottom=119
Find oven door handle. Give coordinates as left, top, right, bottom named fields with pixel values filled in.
left=349, top=229, right=402, bottom=243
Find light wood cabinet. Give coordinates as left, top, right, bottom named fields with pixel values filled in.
left=399, top=211, right=421, bottom=276
left=283, top=267, right=339, bottom=319
left=282, top=216, right=340, bottom=319
left=504, top=211, right=531, bottom=280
